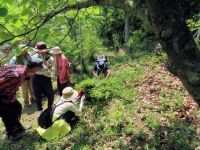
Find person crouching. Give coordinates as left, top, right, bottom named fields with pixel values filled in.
left=38, top=87, right=84, bottom=129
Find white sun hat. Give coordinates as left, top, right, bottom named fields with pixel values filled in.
left=61, top=87, right=79, bottom=101
left=52, top=46, right=62, bottom=54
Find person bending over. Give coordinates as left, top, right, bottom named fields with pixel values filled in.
left=0, top=58, right=43, bottom=141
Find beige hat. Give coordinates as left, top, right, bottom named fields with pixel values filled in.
left=61, top=87, right=78, bottom=101
left=52, top=46, right=62, bottom=54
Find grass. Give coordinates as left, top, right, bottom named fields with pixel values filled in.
left=0, top=52, right=200, bottom=150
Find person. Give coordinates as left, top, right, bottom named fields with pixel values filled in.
left=31, top=42, right=54, bottom=117
left=52, top=87, right=84, bottom=125
left=0, top=58, right=43, bottom=141
left=9, top=45, right=34, bottom=106
left=37, top=87, right=85, bottom=141
left=154, top=43, right=162, bottom=55
left=0, top=43, right=12, bottom=65
left=93, top=55, right=111, bottom=79
left=52, top=46, right=71, bottom=96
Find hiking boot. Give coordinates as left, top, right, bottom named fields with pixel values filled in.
left=8, top=133, right=22, bottom=141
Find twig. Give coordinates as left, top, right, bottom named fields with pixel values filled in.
left=0, top=0, right=131, bottom=45
left=56, top=9, right=80, bottom=46
left=26, top=27, right=39, bottom=46
left=0, top=23, right=15, bottom=36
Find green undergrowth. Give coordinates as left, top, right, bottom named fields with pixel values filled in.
left=0, top=52, right=199, bottom=150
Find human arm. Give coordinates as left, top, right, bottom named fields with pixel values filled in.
left=44, top=56, right=54, bottom=69
left=93, top=64, right=99, bottom=78
left=106, top=69, right=111, bottom=79
left=9, top=56, right=17, bottom=65
left=70, top=95, right=85, bottom=114
left=52, top=97, right=84, bottom=121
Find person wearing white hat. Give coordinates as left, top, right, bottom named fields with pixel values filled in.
left=52, top=46, right=71, bottom=96
left=93, top=55, right=111, bottom=78
left=52, top=87, right=85, bottom=125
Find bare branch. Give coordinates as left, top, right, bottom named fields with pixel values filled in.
left=0, top=0, right=143, bottom=45
left=0, top=23, right=15, bottom=36
left=57, top=9, right=80, bottom=46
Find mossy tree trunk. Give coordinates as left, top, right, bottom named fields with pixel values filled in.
left=124, top=11, right=130, bottom=53
left=147, top=0, right=200, bottom=105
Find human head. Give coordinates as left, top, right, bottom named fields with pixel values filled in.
left=26, top=57, right=43, bottom=75
left=52, top=46, right=62, bottom=56
left=61, top=87, right=78, bottom=101
left=1, top=43, right=11, bottom=54
left=35, top=42, right=48, bottom=56
left=98, top=61, right=105, bottom=69
left=18, top=44, right=30, bottom=58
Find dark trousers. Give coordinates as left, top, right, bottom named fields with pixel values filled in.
left=62, top=111, right=79, bottom=128
left=0, top=100, right=23, bottom=136
left=32, top=74, right=54, bottom=111
left=57, top=78, right=70, bottom=96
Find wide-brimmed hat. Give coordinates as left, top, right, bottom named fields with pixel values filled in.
left=52, top=46, right=62, bottom=54
left=61, top=87, right=78, bottom=101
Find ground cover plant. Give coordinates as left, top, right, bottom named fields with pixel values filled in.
left=0, top=52, right=199, bottom=150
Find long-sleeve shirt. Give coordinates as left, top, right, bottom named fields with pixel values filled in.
left=0, top=65, right=27, bottom=103
left=9, top=55, right=29, bottom=65
left=32, top=54, right=54, bottom=78
left=52, top=95, right=85, bottom=121
left=55, top=54, right=70, bottom=84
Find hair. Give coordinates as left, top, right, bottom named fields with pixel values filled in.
left=27, top=58, right=43, bottom=69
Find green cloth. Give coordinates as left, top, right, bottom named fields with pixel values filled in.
left=36, top=119, right=71, bottom=141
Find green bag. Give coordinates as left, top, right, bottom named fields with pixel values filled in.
left=36, top=119, right=71, bottom=141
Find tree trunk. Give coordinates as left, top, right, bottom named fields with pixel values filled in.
left=147, top=0, right=200, bottom=105
left=124, top=11, right=130, bottom=53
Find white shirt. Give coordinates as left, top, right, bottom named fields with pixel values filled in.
left=9, top=55, right=29, bottom=65
left=52, top=96, right=85, bottom=121
left=32, top=54, right=54, bottom=78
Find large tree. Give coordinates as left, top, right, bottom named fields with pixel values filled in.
left=146, top=0, right=200, bottom=105
left=0, top=0, right=200, bottom=105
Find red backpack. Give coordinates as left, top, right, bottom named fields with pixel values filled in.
left=0, top=65, right=25, bottom=91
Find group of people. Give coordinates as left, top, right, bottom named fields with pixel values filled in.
left=0, top=42, right=111, bottom=141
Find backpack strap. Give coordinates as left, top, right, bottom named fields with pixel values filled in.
left=50, top=98, right=75, bottom=122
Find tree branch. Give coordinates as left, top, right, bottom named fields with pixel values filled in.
left=0, top=0, right=146, bottom=45
left=0, top=23, right=15, bottom=36
left=57, top=9, right=80, bottom=46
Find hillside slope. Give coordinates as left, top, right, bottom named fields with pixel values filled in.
left=0, top=53, right=199, bottom=150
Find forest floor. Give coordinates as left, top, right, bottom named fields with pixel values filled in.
left=0, top=52, right=199, bottom=150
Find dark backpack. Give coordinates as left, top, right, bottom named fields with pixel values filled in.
left=0, top=65, right=23, bottom=92
left=38, top=108, right=53, bottom=129
left=38, top=100, right=72, bottom=129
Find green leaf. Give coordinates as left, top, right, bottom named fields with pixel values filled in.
left=0, top=31, right=12, bottom=40
left=21, top=9, right=32, bottom=16
left=39, top=27, right=50, bottom=35
left=0, top=8, right=8, bottom=17
left=4, top=0, right=15, bottom=5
